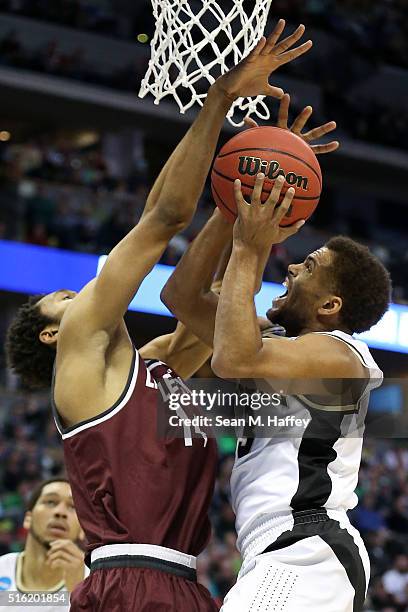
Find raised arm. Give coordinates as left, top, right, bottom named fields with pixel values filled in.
left=141, top=236, right=235, bottom=376
left=59, top=85, right=233, bottom=344
left=162, top=93, right=339, bottom=346
left=60, top=20, right=313, bottom=345
left=161, top=209, right=232, bottom=346
left=211, top=175, right=362, bottom=380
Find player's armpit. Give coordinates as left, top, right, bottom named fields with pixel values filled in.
left=59, top=211, right=181, bottom=345
left=212, top=332, right=366, bottom=381
left=139, top=321, right=212, bottom=379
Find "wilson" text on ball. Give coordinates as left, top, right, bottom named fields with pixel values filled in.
left=238, top=156, right=309, bottom=190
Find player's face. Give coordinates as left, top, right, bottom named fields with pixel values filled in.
left=38, top=289, right=77, bottom=322
left=266, top=247, right=334, bottom=336
left=24, top=482, right=81, bottom=547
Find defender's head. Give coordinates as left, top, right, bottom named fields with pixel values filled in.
left=24, top=478, right=82, bottom=549
left=5, top=290, right=77, bottom=389
left=267, top=236, right=391, bottom=337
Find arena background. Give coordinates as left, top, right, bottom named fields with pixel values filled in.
left=0, top=1, right=408, bottom=610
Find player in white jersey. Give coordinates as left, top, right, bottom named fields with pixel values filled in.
left=161, top=99, right=391, bottom=611
left=0, top=479, right=88, bottom=612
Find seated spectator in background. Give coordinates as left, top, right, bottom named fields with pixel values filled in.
left=369, top=577, right=401, bottom=611
left=382, top=554, right=408, bottom=611
left=387, top=495, right=408, bottom=534
left=351, top=493, right=387, bottom=534
left=0, top=478, right=87, bottom=609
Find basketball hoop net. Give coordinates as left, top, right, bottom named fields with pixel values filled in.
left=139, top=0, right=273, bottom=127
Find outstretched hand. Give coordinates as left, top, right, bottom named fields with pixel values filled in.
left=277, top=93, right=339, bottom=154
left=216, top=19, right=312, bottom=101
left=233, top=173, right=304, bottom=254
left=244, top=93, right=339, bottom=154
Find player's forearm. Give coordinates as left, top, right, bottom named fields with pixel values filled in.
left=150, top=85, right=232, bottom=227
left=161, top=211, right=232, bottom=317
left=212, top=243, right=263, bottom=377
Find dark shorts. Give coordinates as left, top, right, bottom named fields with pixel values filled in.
left=70, top=567, right=219, bottom=612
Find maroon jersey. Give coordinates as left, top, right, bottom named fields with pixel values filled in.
left=52, top=348, right=218, bottom=561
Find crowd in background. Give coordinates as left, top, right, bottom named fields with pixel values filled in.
left=0, top=0, right=118, bottom=36
left=0, top=135, right=407, bottom=304
left=0, top=27, right=147, bottom=94
left=272, top=0, right=408, bottom=69
left=0, top=388, right=407, bottom=611
left=1, top=1, right=408, bottom=150
left=1, top=0, right=408, bottom=72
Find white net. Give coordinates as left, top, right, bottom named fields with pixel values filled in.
left=138, top=0, right=273, bottom=126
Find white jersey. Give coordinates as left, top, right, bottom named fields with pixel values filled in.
left=0, top=552, right=87, bottom=612
left=231, top=330, right=383, bottom=547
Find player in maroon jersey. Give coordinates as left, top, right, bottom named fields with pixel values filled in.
left=6, top=21, right=312, bottom=611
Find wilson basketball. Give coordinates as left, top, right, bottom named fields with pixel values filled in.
left=211, top=126, right=322, bottom=226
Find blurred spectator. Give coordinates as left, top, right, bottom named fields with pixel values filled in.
left=352, top=493, right=387, bottom=534
left=382, top=554, right=408, bottom=610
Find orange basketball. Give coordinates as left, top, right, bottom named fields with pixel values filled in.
left=211, top=126, right=322, bottom=226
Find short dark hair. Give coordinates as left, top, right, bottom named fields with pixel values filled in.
left=26, top=478, right=70, bottom=511
left=5, top=295, right=56, bottom=389
left=325, top=236, right=392, bottom=334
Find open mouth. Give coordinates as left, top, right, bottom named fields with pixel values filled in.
left=271, top=279, right=290, bottom=309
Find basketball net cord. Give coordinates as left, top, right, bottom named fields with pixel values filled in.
left=139, top=0, right=273, bottom=127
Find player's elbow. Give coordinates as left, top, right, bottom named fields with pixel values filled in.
left=155, top=200, right=193, bottom=231
left=161, top=282, right=185, bottom=318
left=211, top=353, right=240, bottom=379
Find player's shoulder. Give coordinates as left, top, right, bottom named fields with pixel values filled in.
left=296, top=330, right=368, bottom=376
left=0, top=552, right=18, bottom=567
left=0, top=552, right=18, bottom=584
left=294, top=330, right=355, bottom=351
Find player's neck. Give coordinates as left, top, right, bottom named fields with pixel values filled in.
left=19, top=537, right=64, bottom=591
left=297, top=322, right=328, bottom=336
left=298, top=319, right=348, bottom=337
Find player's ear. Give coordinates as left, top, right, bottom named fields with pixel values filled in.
left=318, top=295, right=342, bottom=317
left=39, top=325, right=59, bottom=346
left=23, top=511, right=32, bottom=531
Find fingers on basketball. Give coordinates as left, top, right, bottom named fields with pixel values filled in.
left=251, top=173, right=265, bottom=206
left=234, top=179, right=248, bottom=211
left=273, top=187, right=296, bottom=224
left=265, top=175, right=286, bottom=211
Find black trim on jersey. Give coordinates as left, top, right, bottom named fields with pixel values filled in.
left=51, top=348, right=136, bottom=435
left=144, top=358, right=161, bottom=369
left=261, top=512, right=366, bottom=612
left=290, top=408, right=344, bottom=510
left=320, top=525, right=366, bottom=612
left=90, top=554, right=197, bottom=582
